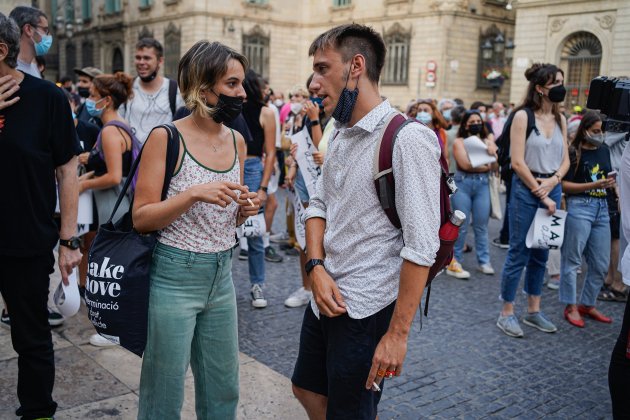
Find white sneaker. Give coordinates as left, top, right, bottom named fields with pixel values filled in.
left=269, top=232, right=290, bottom=244
left=251, top=284, right=268, bottom=308
left=446, top=260, right=471, bottom=279
left=89, top=333, right=117, bottom=347
left=284, top=287, right=313, bottom=308
left=478, top=263, right=495, bottom=275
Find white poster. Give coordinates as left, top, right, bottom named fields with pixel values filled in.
left=463, top=135, right=497, bottom=168
left=525, top=209, right=567, bottom=249
left=236, top=212, right=267, bottom=238
left=290, top=129, right=321, bottom=197
left=291, top=190, right=307, bottom=250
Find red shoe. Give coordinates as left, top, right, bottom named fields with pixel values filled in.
left=577, top=305, right=613, bottom=323
left=564, top=307, right=585, bottom=328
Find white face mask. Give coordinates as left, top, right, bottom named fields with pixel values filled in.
left=291, top=102, right=303, bottom=115
left=274, top=99, right=283, bottom=108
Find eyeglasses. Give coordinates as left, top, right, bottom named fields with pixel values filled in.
left=32, top=25, right=50, bottom=35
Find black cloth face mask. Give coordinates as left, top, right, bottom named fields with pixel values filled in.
left=468, top=123, right=483, bottom=135
left=78, top=87, right=90, bottom=98
left=331, top=66, right=359, bottom=124
left=547, top=85, right=566, bottom=103
left=208, top=90, right=244, bottom=124
left=139, top=69, right=158, bottom=83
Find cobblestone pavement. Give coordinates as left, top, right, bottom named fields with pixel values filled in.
left=234, top=189, right=622, bottom=419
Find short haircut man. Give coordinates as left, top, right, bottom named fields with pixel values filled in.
left=9, top=6, right=49, bottom=78
left=119, top=37, right=184, bottom=143
left=0, top=12, right=82, bottom=419
left=292, top=23, right=441, bottom=419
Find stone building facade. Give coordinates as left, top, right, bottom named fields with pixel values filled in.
left=508, top=0, right=630, bottom=109
left=33, top=0, right=520, bottom=109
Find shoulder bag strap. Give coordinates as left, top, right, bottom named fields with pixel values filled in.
left=168, top=79, right=178, bottom=118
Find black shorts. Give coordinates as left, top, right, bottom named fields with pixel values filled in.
left=291, top=302, right=396, bottom=420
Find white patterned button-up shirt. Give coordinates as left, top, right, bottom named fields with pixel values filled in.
left=305, top=100, right=441, bottom=319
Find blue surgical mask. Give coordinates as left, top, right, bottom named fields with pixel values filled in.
left=71, top=112, right=77, bottom=120
left=442, top=109, right=452, bottom=121
left=85, top=98, right=105, bottom=118
left=33, top=33, right=53, bottom=56
left=331, top=66, right=359, bottom=124
left=416, top=111, right=432, bottom=125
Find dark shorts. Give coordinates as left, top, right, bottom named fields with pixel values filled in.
left=608, top=194, right=620, bottom=240
left=291, top=302, right=396, bottom=420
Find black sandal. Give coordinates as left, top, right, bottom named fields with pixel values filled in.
left=597, top=285, right=615, bottom=302
left=609, top=287, right=629, bottom=302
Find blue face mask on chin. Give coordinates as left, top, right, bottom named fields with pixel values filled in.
left=85, top=98, right=105, bottom=118
left=33, top=33, right=53, bottom=56
left=416, top=111, right=432, bottom=125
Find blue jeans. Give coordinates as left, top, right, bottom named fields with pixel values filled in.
left=244, top=158, right=264, bottom=285
left=559, top=196, right=610, bottom=306
left=138, top=243, right=239, bottom=420
left=500, top=176, right=562, bottom=303
left=451, top=172, right=491, bottom=264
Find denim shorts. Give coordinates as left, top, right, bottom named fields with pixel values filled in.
left=292, top=302, right=395, bottom=419
left=294, top=170, right=310, bottom=204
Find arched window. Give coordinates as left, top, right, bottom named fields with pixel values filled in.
left=560, top=32, right=602, bottom=108
left=112, top=47, right=124, bottom=73
left=164, top=23, right=181, bottom=80
left=243, top=27, right=269, bottom=78
left=383, top=24, right=410, bottom=85
left=65, top=42, right=77, bottom=78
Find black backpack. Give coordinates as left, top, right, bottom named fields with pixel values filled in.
left=496, top=107, right=539, bottom=179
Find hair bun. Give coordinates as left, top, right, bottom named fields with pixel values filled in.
left=524, top=63, right=544, bottom=82
left=114, top=71, right=134, bottom=96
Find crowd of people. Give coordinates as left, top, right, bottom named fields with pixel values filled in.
left=0, top=6, right=628, bottom=420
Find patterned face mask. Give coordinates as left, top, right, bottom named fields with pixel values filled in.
left=331, top=65, right=359, bottom=124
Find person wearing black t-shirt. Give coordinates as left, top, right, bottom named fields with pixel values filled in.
left=0, top=14, right=82, bottom=420
left=560, top=111, right=615, bottom=328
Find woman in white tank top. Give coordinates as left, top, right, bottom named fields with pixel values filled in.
left=131, top=41, right=260, bottom=419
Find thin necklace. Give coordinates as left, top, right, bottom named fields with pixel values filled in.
left=192, top=116, right=222, bottom=152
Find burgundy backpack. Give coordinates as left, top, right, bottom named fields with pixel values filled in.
left=373, top=113, right=458, bottom=315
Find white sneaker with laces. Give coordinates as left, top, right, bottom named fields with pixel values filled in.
left=251, top=284, right=268, bottom=308
left=446, top=260, right=471, bottom=279
left=284, top=287, right=313, bottom=308
left=89, top=333, right=117, bottom=347
left=478, top=263, right=495, bottom=275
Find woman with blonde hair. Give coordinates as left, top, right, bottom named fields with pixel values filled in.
left=133, top=41, right=260, bottom=419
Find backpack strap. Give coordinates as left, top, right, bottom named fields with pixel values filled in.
left=168, top=79, right=178, bottom=118
left=524, top=107, right=540, bottom=139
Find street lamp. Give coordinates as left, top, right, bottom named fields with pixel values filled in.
left=54, top=1, right=83, bottom=39
left=505, top=38, right=515, bottom=62
left=481, top=40, right=493, bottom=60
left=494, top=33, right=505, bottom=54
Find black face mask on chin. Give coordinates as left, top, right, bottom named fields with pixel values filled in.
left=139, top=68, right=158, bottom=83
left=207, top=90, right=244, bottom=124
left=331, top=66, right=359, bottom=124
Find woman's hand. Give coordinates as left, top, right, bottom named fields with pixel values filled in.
left=541, top=196, right=557, bottom=215
left=532, top=177, right=557, bottom=198
left=286, top=164, right=297, bottom=188
left=596, top=177, right=616, bottom=189
left=290, top=142, right=298, bottom=159
left=304, top=100, right=320, bottom=121
left=237, top=191, right=261, bottom=218
left=78, top=152, right=90, bottom=166
left=190, top=181, right=249, bottom=208
left=312, top=151, right=325, bottom=166
left=78, top=171, right=95, bottom=193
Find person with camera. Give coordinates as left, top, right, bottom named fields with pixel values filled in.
left=497, top=63, right=570, bottom=338
left=558, top=111, right=614, bottom=328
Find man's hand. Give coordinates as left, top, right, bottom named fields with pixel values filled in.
left=0, top=75, right=20, bottom=111
left=58, top=246, right=82, bottom=286
left=310, top=265, right=346, bottom=317
left=365, top=331, right=408, bottom=389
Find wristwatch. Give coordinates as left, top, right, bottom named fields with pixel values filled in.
left=260, top=186, right=268, bottom=193
left=311, top=120, right=320, bottom=126
left=305, top=259, right=325, bottom=275
left=59, top=236, right=81, bottom=250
